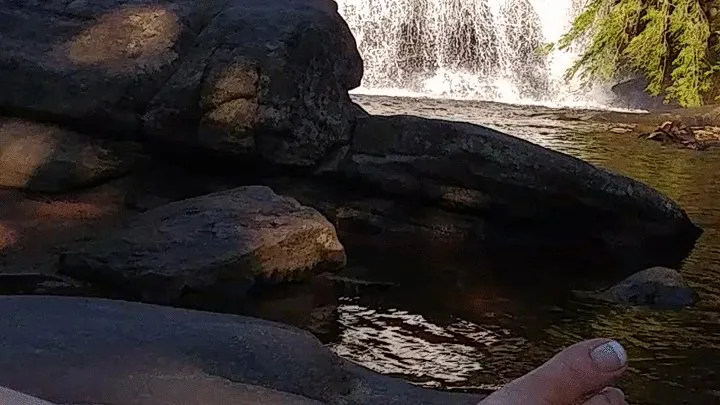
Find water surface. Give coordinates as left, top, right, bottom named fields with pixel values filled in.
left=323, top=95, right=720, bottom=405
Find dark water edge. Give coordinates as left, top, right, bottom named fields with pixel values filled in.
left=288, top=95, right=719, bottom=405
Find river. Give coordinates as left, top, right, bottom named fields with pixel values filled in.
left=313, top=95, right=720, bottom=405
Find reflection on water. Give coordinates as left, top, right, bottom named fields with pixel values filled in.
left=331, top=297, right=508, bottom=389
left=323, top=95, right=720, bottom=405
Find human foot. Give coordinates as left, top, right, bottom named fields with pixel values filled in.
left=479, top=339, right=628, bottom=405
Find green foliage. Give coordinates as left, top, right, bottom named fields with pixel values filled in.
left=557, top=0, right=720, bottom=107
left=536, top=42, right=556, bottom=57
left=623, top=2, right=670, bottom=95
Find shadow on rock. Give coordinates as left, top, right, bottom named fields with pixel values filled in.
left=57, top=186, right=347, bottom=307
left=0, top=295, right=485, bottom=405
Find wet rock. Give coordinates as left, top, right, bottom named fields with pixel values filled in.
left=611, top=76, right=676, bottom=111
left=639, top=120, right=720, bottom=150
left=0, top=0, right=363, bottom=167
left=693, top=126, right=720, bottom=141
left=326, top=115, right=702, bottom=267
left=0, top=118, right=142, bottom=193
left=58, top=186, right=346, bottom=304
left=0, top=295, right=484, bottom=405
left=307, top=304, right=339, bottom=336
left=609, top=125, right=634, bottom=134
left=599, top=266, right=698, bottom=309
left=643, top=120, right=696, bottom=143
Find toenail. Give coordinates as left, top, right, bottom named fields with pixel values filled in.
left=590, top=340, right=627, bottom=371
left=600, top=387, right=626, bottom=404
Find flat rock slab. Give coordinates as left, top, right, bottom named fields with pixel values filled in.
left=0, top=296, right=484, bottom=405
left=0, top=117, right=142, bottom=192
left=58, top=186, right=346, bottom=302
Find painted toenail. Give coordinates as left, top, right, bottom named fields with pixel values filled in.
left=590, top=340, right=627, bottom=371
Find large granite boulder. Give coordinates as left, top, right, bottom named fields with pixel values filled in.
left=0, top=0, right=362, bottom=166
left=58, top=186, right=346, bottom=303
left=0, top=117, right=142, bottom=192
left=312, top=115, right=702, bottom=269
left=0, top=296, right=484, bottom=405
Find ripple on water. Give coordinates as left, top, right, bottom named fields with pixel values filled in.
left=329, top=297, right=534, bottom=391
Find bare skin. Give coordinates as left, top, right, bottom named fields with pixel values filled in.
left=0, top=339, right=628, bottom=405
left=480, top=339, right=629, bottom=405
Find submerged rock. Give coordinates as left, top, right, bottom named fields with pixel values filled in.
left=0, top=118, right=142, bottom=193
left=599, top=267, right=698, bottom=309
left=0, top=295, right=484, bottom=405
left=58, top=186, right=346, bottom=303
left=323, top=115, right=702, bottom=268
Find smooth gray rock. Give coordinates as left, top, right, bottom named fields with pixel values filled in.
left=0, top=295, right=485, bottom=405
left=0, top=0, right=362, bottom=166
left=328, top=115, right=702, bottom=265
left=0, top=118, right=141, bottom=192
left=58, top=186, right=346, bottom=303
left=601, top=266, right=698, bottom=309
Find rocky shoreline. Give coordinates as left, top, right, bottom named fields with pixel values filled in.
left=0, top=0, right=706, bottom=403
left=572, top=104, right=720, bottom=149
left=0, top=295, right=486, bottom=405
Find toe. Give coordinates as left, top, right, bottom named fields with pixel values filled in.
left=581, top=387, right=627, bottom=405
left=480, top=339, right=628, bottom=405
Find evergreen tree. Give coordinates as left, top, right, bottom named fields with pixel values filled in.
left=557, top=0, right=720, bottom=107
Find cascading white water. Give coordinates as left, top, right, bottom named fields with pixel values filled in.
left=336, top=0, right=617, bottom=109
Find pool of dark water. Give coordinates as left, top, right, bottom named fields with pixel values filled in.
left=252, top=94, right=720, bottom=405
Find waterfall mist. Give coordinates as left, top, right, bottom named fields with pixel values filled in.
left=337, top=0, right=618, bottom=109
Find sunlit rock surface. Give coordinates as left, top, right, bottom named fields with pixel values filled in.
left=0, top=117, right=141, bottom=192
left=59, top=186, right=347, bottom=303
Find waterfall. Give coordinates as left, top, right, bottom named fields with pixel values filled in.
left=336, top=0, right=616, bottom=108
